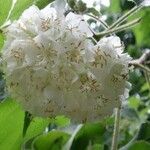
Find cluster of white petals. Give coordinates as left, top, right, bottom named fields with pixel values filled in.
left=2, top=1, right=131, bottom=123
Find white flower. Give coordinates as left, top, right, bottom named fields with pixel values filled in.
left=142, top=0, right=150, bottom=7
left=2, top=2, right=131, bottom=123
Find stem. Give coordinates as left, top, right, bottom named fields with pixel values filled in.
left=131, top=49, right=150, bottom=64
left=144, top=71, right=150, bottom=92
left=130, top=62, right=150, bottom=73
left=87, top=14, right=109, bottom=29
left=111, top=107, right=121, bottom=150
left=96, top=18, right=141, bottom=36
left=5, top=0, right=17, bottom=22
left=89, top=36, right=98, bottom=44
left=145, top=61, right=150, bottom=65
left=130, top=49, right=150, bottom=73
left=109, top=5, right=143, bottom=29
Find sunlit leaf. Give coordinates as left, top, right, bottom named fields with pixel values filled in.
left=9, top=0, right=35, bottom=20
left=24, top=117, right=50, bottom=142
left=141, top=83, right=149, bottom=92
left=63, top=124, right=83, bottom=150
left=71, top=121, right=106, bottom=150
left=0, top=0, right=12, bottom=26
left=0, top=32, right=4, bottom=50
left=32, top=130, right=70, bottom=150
left=128, top=141, right=150, bottom=150
left=128, top=96, right=141, bottom=110
left=35, top=0, right=55, bottom=9
left=133, top=8, right=150, bottom=47
left=109, top=0, right=121, bottom=12
left=0, top=98, right=24, bottom=150
left=120, top=122, right=150, bottom=150
left=54, top=116, right=70, bottom=127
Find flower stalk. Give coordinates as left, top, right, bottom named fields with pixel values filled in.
left=111, top=107, right=121, bottom=150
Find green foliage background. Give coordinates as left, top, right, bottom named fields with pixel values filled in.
left=0, top=0, right=150, bottom=150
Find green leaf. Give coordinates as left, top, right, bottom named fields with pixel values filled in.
left=120, top=0, right=136, bottom=11
left=128, top=96, right=141, bottom=110
left=35, top=0, right=55, bottom=9
left=128, top=141, right=150, bottom=150
left=120, top=122, right=150, bottom=150
left=0, top=32, right=4, bottom=50
left=109, top=0, right=121, bottom=13
left=133, top=8, right=150, bottom=47
left=0, top=0, right=12, bottom=26
left=63, top=124, right=83, bottom=150
left=0, top=98, right=24, bottom=150
left=75, top=0, right=87, bottom=12
left=89, top=144, right=104, bottom=150
left=23, top=111, right=33, bottom=137
left=136, top=122, right=150, bottom=141
left=121, top=107, right=139, bottom=120
left=54, top=116, right=70, bottom=127
left=141, top=83, right=149, bottom=92
left=86, top=8, right=100, bottom=16
left=32, top=130, right=70, bottom=150
left=67, top=0, right=76, bottom=10
left=9, top=0, right=35, bottom=20
left=71, top=122, right=106, bottom=150
left=24, top=117, right=50, bottom=142
left=23, top=116, right=69, bottom=146
left=23, top=116, right=69, bottom=149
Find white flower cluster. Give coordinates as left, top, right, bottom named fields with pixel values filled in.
left=2, top=1, right=131, bottom=123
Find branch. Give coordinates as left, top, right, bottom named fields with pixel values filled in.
left=145, top=61, right=150, bottom=65
left=95, top=18, right=141, bottom=37
left=130, top=49, right=150, bottom=64
left=109, top=5, right=143, bottom=30
left=129, top=49, right=150, bottom=73
left=87, top=14, right=109, bottom=29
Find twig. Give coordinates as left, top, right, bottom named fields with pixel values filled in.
left=96, top=18, right=141, bottom=36
left=89, top=36, right=98, bottom=44
left=111, top=107, right=121, bottom=150
left=131, top=49, right=150, bottom=64
left=109, top=5, right=143, bottom=30
left=130, top=49, right=150, bottom=73
left=145, top=61, right=150, bottom=65
left=87, top=6, right=142, bottom=38
left=87, top=14, right=109, bottom=29
left=130, top=63, right=150, bottom=73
